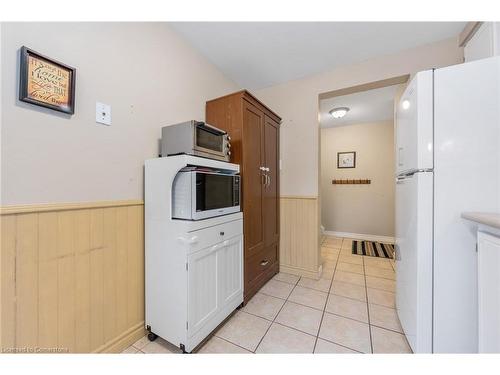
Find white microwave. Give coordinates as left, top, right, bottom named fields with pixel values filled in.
left=172, top=168, right=241, bottom=220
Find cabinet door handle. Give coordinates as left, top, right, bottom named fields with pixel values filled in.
left=209, top=243, right=220, bottom=253
left=260, top=260, right=269, bottom=266
left=262, top=174, right=270, bottom=187
left=177, top=235, right=199, bottom=245
left=209, top=240, right=230, bottom=253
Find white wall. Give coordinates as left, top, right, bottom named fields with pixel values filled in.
left=0, top=22, right=239, bottom=205
left=254, top=37, right=463, bottom=197
left=321, top=121, right=395, bottom=237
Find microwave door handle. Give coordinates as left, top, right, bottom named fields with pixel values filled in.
left=198, top=122, right=226, bottom=135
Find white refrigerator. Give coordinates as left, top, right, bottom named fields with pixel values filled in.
left=395, top=57, right=500, bottom=353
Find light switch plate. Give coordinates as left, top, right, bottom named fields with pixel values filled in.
left=96, top=102, right=111, bottom=125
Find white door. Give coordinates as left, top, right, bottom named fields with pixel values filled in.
left=187, top=234, right=243, bottom=338
left=218, top=235, right=243, bottom=306
left=187, top=244, right=219, bottom=337
left=395, top=171, right=433, bottom=353
left=432, top=57, right=500, bottom=353
left=396, top=70, right=433, bottom=176
left=478, top=231, right=500, bottom=353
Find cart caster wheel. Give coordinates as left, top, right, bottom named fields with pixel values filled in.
left=147, top=332, right=158, bottom=342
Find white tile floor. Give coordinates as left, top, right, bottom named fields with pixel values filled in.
left=123, top=236, right=412, bottom=354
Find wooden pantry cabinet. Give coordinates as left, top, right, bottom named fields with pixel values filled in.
left=206, top=90, right=281, bottom=303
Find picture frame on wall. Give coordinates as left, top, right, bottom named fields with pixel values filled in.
left=19, top=46, right=76, bottom=115
left=337, top=151, right=356, bottom=168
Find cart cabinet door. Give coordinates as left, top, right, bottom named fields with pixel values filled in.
left=187, top=244, right=219, bottom=337
left=218, top=235, right=243, bottom=306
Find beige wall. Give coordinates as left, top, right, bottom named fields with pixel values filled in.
left=0, top=22, right=239, bottom=206
left=320, top=121, right=395, bottom=237
left=254, top=37, right=463, bottom=197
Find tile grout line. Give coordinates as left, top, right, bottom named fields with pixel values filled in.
left=363, top=256, right=374, bottom=354
left=213, top=335, right=253, bottom=353
left=364, top=274, right=396, bottom=281
left=312, top=237, right=341, bottom=353
left=331, top=238, right=378, bottom=354
left=280, top=278, right=333, bottom=294
left=245, top=296, right=325, bottom=315
left=313, top=237, right=368, bottom=354
left=316, top=334, right=364, bottom=354
left=252, top=274, right=301, bottom=353
left=336, top=266, right=396, bottom=284
left=368, top=323, right=405, bottom=335
left=272, top=321, right=318, bottom=339
left=328, top=285, right=395, bottom=307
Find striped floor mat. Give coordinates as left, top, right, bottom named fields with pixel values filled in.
left=352, top=240, right=394, bottom=259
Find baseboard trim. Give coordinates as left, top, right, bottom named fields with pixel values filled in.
left=324, top=230, right=395, bottom=244
left=93, top=322, right=146, bottom=353
left=0, top=199, right=144, bottom=215
left=280, top=264, right=322, bottom=280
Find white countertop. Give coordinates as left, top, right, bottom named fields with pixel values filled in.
left=461, top=212, right=500, bottom=230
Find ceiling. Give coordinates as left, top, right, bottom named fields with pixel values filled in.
left=169, top=22, right=466, bottom=89
left=319, top=84, right=403, bottom=128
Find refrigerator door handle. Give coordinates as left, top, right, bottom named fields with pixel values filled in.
left=397, top=168, right=433, bottom=178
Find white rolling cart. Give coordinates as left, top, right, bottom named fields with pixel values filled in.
left=145, top=154, right=243, bottom=353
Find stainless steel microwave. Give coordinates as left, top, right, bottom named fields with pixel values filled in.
left=172, top=168, right=240, bottom=220
left=161, top=120, right=231, bottom=162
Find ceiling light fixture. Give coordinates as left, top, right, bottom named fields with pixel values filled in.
left=329, top=107, right=350, bottom=119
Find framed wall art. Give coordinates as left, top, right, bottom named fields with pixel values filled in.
left=19, top=46, right=76, bottom=114
left=337, top=151, right=356, bottom=168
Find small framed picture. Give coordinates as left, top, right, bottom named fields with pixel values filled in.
left=19, top=46, right=76, bottom=114
left=337, top=151, right=356, bottom=168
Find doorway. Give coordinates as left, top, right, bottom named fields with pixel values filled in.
left=318, top=76, right=409, bottom=250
